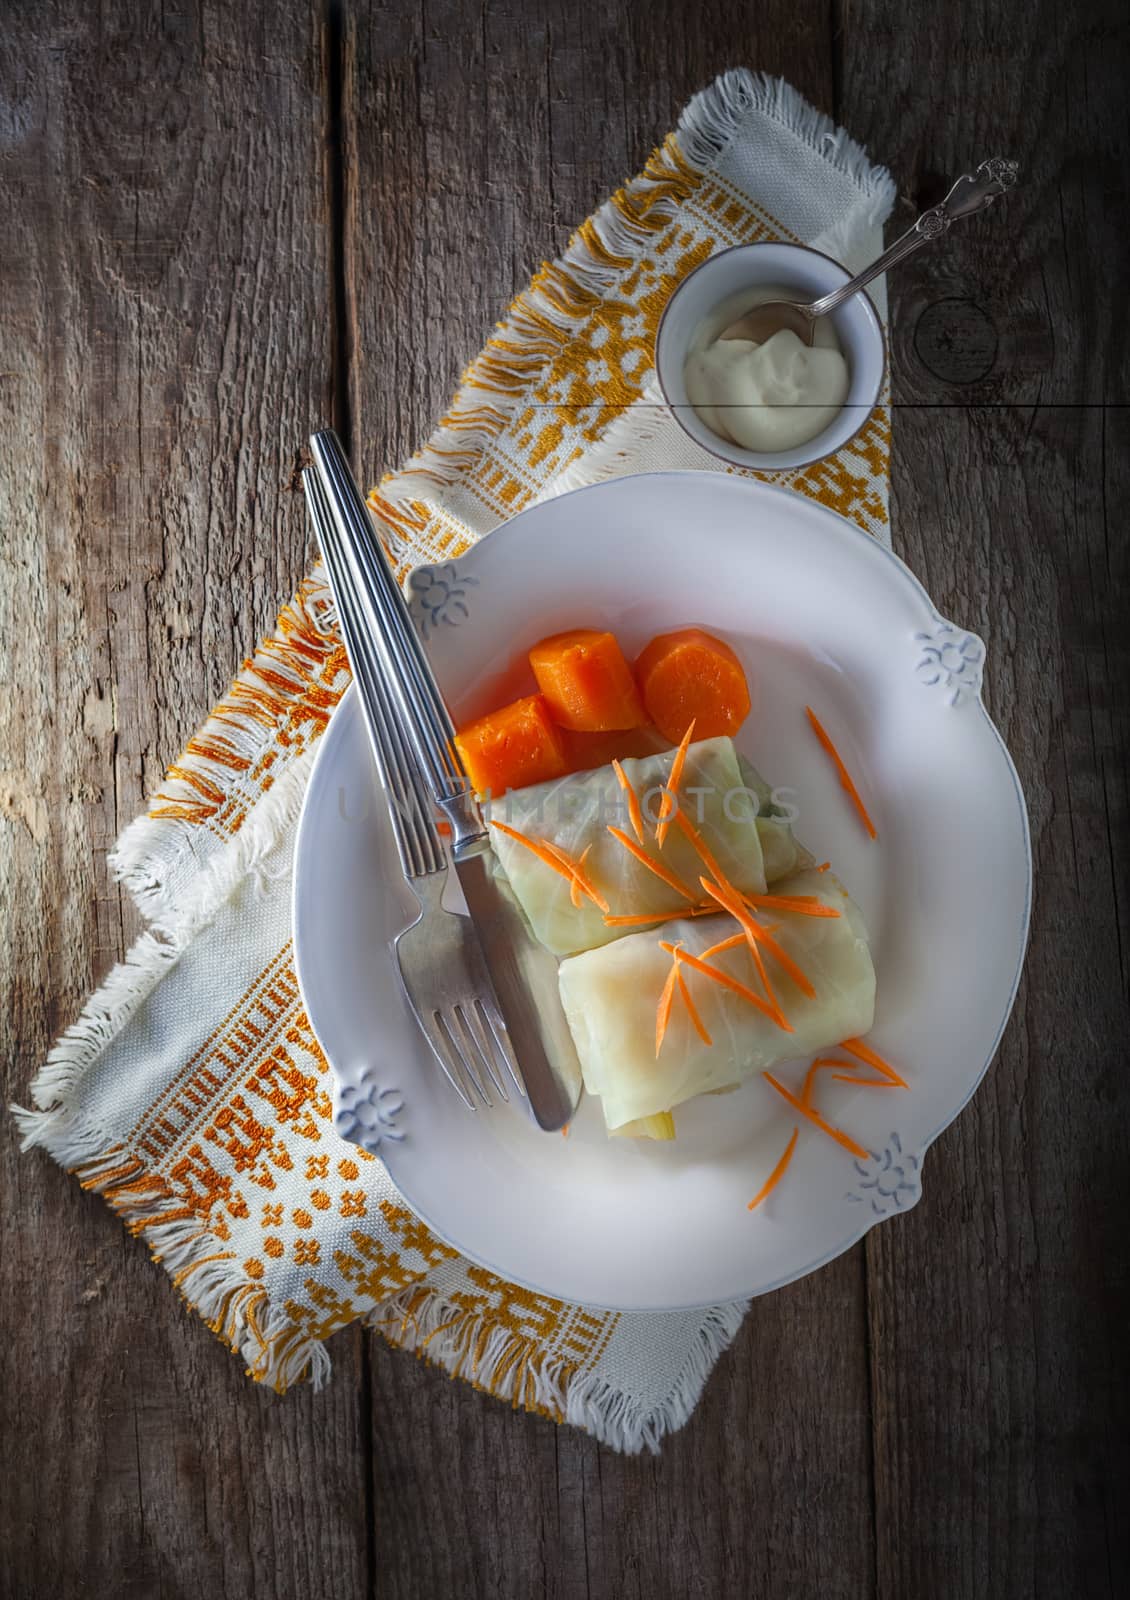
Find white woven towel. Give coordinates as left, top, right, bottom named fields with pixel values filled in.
left=17, top=71, right=894, bottom=1454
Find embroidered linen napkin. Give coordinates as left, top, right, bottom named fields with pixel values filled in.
left=17, top=70, right=894, bottom=1453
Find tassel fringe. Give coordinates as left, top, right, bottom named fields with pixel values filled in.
left=371, top=1287, right=749, bottom=1454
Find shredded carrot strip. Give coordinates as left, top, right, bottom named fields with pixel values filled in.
left=831, top=1073, right=897, bottom=1087
left=674, top=808, right=730, bottom=887
left=612, top=759, right=646, bottom=846
left=607, top=826, right=698, bottom=901
left=675, top=970, right=712, bottom=1045
left=700, top=931, right=745, bottom=960
left=839, top=1037, right=908, bottom=1087
left=698, top=878, right=786, bottom=1021
left=543, top=838, right=610, bottom=912
left=743, top=892, right=841, bottom=918
left=655, top=960, right=678, bottom=1057
left=740, top=916, right=816, bottom=999
left=491, top=820, right=576, bottom=885
left=561, top=1123, right=570, bottom=1138
left=602, top=907, right=714, bottom=927
left=656, top=719, right=696, bottom=848
left=762, top=1073, right=869, bottom=1159
left=567, top=845, right=593, bottom=909
left=747, top=1127, right=799, bottom=1211
left=805, top=706, right=877, bottom=839
left=800, top=1056, right=851, bottom=1108
left=490, top=821, right=610, bottom=911
left=659, top=943, right=789, bottom=1029
left=815, top=861, right=831, bottom=872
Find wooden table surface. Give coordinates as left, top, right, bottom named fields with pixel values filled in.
left=2, top=2, right=1127, bottom=1596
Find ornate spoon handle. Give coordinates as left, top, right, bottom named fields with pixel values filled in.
left=806, top=158, right=1020, bottom=320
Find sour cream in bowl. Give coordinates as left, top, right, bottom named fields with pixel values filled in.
left=655, top=243, right=885, bottom=472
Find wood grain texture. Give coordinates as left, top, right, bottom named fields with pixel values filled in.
left=0, top=3, right=369, bottom=1597
left=1, top=0, right=1127, bottom=1596
left=839, top=1, right=1130, bottom=1595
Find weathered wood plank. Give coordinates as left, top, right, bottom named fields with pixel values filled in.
left=840, top=1, right=1130, bottom=1594
left=344, top=4, right=878, bottom=1596
left=0, top=3, right=370, bottom=1596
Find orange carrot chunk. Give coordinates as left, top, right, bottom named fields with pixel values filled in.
left=635, top=628, right=751, bottom=744
left=557, top=725, right=669, bottom=775
left=529, top=629, right=646, bottom=732
left=455, top=694, right=567, bottom=797
left=747, top=1127, right=799, bottom=1211
left=805, top=706, right=878, bottom=840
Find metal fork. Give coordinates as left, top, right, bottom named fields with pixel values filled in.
left=303, top=466, right=524, bottom=1111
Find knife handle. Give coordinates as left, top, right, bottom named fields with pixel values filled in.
left=309, top=430, right=488, bottom=858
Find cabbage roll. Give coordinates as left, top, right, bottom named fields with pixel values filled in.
left=558, top=869, right=875, bottom=1131
left=739, top=755, right=814, bottom=882
left=488, top=737, right=769, bottom=957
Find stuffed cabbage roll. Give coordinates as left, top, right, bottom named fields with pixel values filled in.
left=739, top=755, right=813, bottom=883
left=488, top=736, right=771, bottom=957
left=557, top=869, right=876, bottom=1131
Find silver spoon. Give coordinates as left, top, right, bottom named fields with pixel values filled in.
left=720, top=158, right=1019, bottom=348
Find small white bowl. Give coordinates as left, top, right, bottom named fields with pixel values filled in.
left=655, top=243, right=886, bottom=472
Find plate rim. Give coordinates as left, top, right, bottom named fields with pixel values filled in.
left=293, top=470, right=1033, bottom=1309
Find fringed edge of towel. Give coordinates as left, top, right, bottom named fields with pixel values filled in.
left=10, top=1109, right=330, bottom=1392
left=14, top=745, right=315, bottom=1120
left=370, top=1287, right=749, bottom=1454
left=365, top=68, right=894, bottom=558
left=107, top=569, right=343, bottom=928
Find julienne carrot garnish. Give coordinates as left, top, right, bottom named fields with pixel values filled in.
left=489, top=820, right=609, bottom=912
left=740, top=916, right=816, bottom=1000
left=831, top=1071, right=898, bottom=1087
left=566, top=844, right=593, bottom=908
left=700, top=931, right=745, bottom=961
left=660, top=942, right=788, bottom=1029
left=801, top=1056, right=853, bottom=1108
left=702, top=872, right=819, bottom=1009
left=698, top=878, right=786, bottom=1021
left=743, top=892, right=841, bottom=919
left=603, top=906, right=714, bottom=927
left=674, top=807, right=730, bottom=887
left=839, top=1036, right=908, bottom=1087
left=675, top=970, right=712, bottom=1045
left=607, top=825, right=698, bottom=902
left=762, top=1073, right=870, bottom=1160
left=655, top=719, right=696, bottom=848
left=654, top=959, right=679, bottom=1057
left=747, top=1127, right=799, bottom=1211
left=541, top=837, right=611, bottom=911
left=611, top=758, right=647, bottom=846
left=805, top=705, right=878, bottom=840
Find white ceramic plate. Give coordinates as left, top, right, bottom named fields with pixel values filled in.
left=293, top=473, right=1031, bottom=1311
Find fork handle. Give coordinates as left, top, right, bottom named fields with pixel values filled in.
left=310, top=430, right=488, bottom=859
left=303, top=467, right=445, bottom=880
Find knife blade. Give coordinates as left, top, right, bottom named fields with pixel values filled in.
left=451, top=847, right=582, bottom=1127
